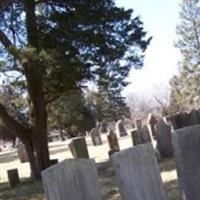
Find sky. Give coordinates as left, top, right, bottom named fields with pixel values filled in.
left=116, top=0, right=182, bottom=98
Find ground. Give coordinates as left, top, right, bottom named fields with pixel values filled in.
left=0, top=134, right=181, bottom=200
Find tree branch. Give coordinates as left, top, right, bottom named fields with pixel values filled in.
left=0, top=29, right=13, bottom=48
left=0, top=103, right=31, bottom=143
left=0, top=0, right=13, bottom=13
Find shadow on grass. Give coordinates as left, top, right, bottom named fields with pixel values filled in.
left=0, top=178, right=45, bottom=200
left=97, top=160, right=121, bottom=200
left=49, top=146, right=69, bottom=155
left=0, top=151, right=18, bottom=163
left=48, top=142, right=68, bottom=149
left=159, top=158, right=177, bottom=173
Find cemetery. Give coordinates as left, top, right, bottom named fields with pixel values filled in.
left=1, top=111, right=200, bottom=200
left=0, top=0, right=200, bottom=200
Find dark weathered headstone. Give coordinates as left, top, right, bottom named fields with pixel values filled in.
left=147, top=114, right=157, bottom=139
left=167, top=112, right=189, bottom=130
left=142, top=125, right=151, bottom=143
left=50, top=159, right=58, bottom=166
left=68, top=137, right=89, bottom=158
left=90, top=128, right=102, bottom=146
left=135, top=119, right=142, bottom=130
left=42, top=159, right=102, bottom=200
left=107, top=130, right=120, bottom=156
left=116, top=120, right=127, bottom=137
left=131, top=129, right=144, bottom=146
left=7, top=169, right=20, bottom=187
left=156, top=119, right=173, bottom=158
left=111, top=144, right=167, bottom=200
left=189, top=109, right=200, bottom=125
left=172, top=125, right=200, bottom=200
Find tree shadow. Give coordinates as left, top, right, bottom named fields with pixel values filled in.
left=159, top=158, right=177, bottom=173
left=0, top=151, right=19, bottom=163
left=0, top=178, right=44, bottom=200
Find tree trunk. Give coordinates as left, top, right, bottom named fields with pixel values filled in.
left=24, top=140, right=40, bottom=179
left=59, top=123, right=65, bottom=141
left=25, top=68, right=50, bottom=176
left=23, top=0, right=50, bottom=177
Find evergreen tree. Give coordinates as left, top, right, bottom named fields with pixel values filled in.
left=169, top=0, right=200, bottom=112
left=0, top=0, right=150, bottom=178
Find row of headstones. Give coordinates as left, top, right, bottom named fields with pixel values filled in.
left=42, top=125, right=200, bottom=200
left=154, top=109, right=200, bottom=159
left=167, top=109, right=200, bottom=130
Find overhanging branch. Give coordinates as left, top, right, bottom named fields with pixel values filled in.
left=0, top=103, right=31, bottom=142
left=0, top=29, right=13, bottom=48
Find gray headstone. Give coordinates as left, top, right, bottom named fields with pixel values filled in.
left=189, top=109, right=200, bottom=125
left=135, top=119, right=142, bottom=130
left=172, top=125, right=200, bottom=200
left=131, top=129, right=144, bottom=146
left=142, top=125, right=151, bottom=143
left=116, top=120, right=127, bottom=137
left=42, top=159, right=102, bottom=200
left=147, top=114, right=157, bottom=139
left=68, top=137, right=89, bottom=158
left=90, top=128, right=102, bottom=146
left=167, top=112, right=189, bottom=130
left=16, top=143, right=29, bottom=163
left=111, top=144, right=167, bottom=200
left=156, top=119, right=173, bottom=158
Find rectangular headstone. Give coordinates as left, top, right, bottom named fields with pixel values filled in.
left=172, top=125, right=200, bottom=200
left=68, top=137, right=89, bottom=158
left=90, top=128, right=102, bottom=146
left=42, top=159, right=102, bottom=200
left=111, top=144, right=167, bottom=200
left=7, top=169, right=20, bottom=187
left=131, top=129, right=144, bottom=146
left=107, top=131, right=120, bottom=152
left=156, top=119, right=173, bottom=158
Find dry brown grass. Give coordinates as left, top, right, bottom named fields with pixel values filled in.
left=0, top=135, right=180, bottom=200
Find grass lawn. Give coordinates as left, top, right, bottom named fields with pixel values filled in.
left=0, top=135, right=181, bottom=200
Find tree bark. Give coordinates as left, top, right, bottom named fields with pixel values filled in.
left=24, top=140, right=40, bottom=179
left=23, top=0, right=50, bottom=174
left=0, top=0, right=50, bottom=178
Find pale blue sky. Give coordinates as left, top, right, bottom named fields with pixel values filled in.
left=117, top=0, right=182, bottom=97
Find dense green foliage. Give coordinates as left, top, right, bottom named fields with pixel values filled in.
left=0, top=0, right=150, bottom=176
left=169, top=0, right=200, bottom=114
left=48, top=91, right=95, bottom=137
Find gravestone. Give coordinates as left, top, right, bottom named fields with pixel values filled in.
left=107, top=130, right=120, bottom=156
left=142, top=125, right=151, bottom=143
left=16, top=143, right=28, bottom=163
left=172, top=125, right=200, bottom=200
left=189, top=109, right=200, bottom=125
left=131, top=129, right=144, bottom=146
left=156, top=119, right=173, bottom=158
left=116, top=120, right=127, bottom=137
left=135, top=119, right=142, bottom=130
left=167, top=112, right=189, bottom=130
left=7, top=169, right=20, bottom=187
left=111, top=144, right=167, bottom=200
left=147, top=114, right=157, bottom=139
left=90, top=128, right=102, bottom=146
left=68, top=137, right=89, bottom=158
left=50, top=159, right=58, bottom=166
left=42, top=159, right=102, bottom=200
